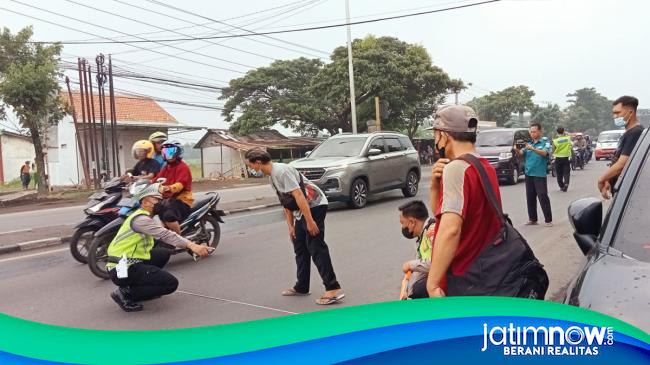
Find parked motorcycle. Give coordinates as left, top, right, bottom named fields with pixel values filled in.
left=69, top=177, right=126, bottom=264
left=86, top=186, right=225, bottom=279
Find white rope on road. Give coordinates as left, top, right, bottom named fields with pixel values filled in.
left=176, top=290, right=299, bottom=315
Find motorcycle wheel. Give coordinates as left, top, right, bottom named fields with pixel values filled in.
left=70, top=227, right=97, bottom=264
left=201, top=215, right=221, bottom=249
left=87, top=233, right=113, bottom=280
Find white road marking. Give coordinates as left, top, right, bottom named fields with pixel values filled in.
left=176, top=290, right=298, bottom=315
left=0, top=248, right=68, bottom=263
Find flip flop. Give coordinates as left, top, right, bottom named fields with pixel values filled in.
left=316, top=293, right=346, bottom=305
left=281, top=288, right=310, bottom=296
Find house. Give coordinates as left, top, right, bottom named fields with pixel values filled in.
left=0, top=129, right=35, bottom=184
left=194, top=129, right=321, bottom=179
left=50, top=92, right=201, bottom=186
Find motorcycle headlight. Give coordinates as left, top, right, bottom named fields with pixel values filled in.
left=499, top=152, right=512, bottom=160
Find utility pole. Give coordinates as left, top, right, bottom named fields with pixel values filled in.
left=375, top=96, right=381, bottom=131
left=345, top=0, right=357, bottom=134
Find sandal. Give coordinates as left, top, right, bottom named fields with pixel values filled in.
left=316, top=293, right=346, bottom=305
left=281, top=288, right=310, bottom=296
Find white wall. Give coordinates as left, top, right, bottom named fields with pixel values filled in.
left=202, top=145, right=246, bottom=178
left=1, top=134, right=35, bottom=184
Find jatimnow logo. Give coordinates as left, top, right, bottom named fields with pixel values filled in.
left=481, top=323, right=614, bottom=356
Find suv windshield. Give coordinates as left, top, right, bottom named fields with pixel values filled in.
left=599, top=132, right=623, bottom=143
left=614, top=143, right=650, bottom=262
left=310, top=137, right=367, bottom=158
left=476, top=131, right=515, bottom=147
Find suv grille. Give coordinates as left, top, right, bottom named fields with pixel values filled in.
left=297, top=168, right=326, bottom=181
left=486, top=156, right=500, bottom=164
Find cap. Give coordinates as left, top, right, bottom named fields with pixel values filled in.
left=432, top=105, right=479, bottom=133
left=132, top=182, right=163, bottom=202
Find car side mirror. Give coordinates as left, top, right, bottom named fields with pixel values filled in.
left=568, top=198, right=602, bottom=255
left=368, top=148, right=382, bottom=157
left=305, top=150, right=312, bottom=157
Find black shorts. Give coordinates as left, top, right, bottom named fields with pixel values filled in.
left=154, top=198, right=191, bottom=223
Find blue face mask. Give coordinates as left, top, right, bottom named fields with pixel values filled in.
left=614, top=117, right=626, bottom=128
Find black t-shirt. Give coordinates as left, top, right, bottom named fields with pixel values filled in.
left=610, top=125, right=644, bottom=186
left=613, top=125, right=644, bottom=162
left=131, top=158, right=161, bottom=177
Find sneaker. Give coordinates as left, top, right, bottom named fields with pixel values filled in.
left=110, top=288, right=143, bottom=312
left=524, top=221, right=538, bottom=226
left=562, top=186, right=568, bottom=192
left=545, top=222, right=553, bottom=227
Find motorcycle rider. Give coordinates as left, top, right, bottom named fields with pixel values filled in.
left=573, top=133, right=588, bottom=164
left=122, top=140, right=161, bottom=182
left=149, top=131, right=167, bottom=167
left=152, top=140, right=193, bottom=235
left=106, top=182, right=210, bottom=312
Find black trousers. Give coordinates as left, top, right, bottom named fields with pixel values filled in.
left=555, top=157, right=571, bottom=189
left=292, top=205, right=341, bottom=293
left=109, top=247, right=178, bottom=302
left=525, top=176, right=553, bottom=223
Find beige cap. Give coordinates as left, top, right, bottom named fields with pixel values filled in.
left=432, top=105, right=479, bottom=133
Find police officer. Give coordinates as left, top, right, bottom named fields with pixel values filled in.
left=553, top=127, right=573, bottom=192
left=106, top=182, right=211, bottom=312
left=515, top=122, right=553, bottom=227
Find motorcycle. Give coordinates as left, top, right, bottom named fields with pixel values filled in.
left=571, top=147, right=585, bottom=170
left=69, top=177, right=126, bottom=264
left=86, top=183, right=225, bottom=279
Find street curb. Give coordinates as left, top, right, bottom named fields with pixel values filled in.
left=0, top=204, right=281, bottom=257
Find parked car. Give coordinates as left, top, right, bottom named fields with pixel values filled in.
left=475, top=128, right=530, bottom=185
left=565, top=128, right=650, bottom=332
left=290, top=132, right=421, bottom=209
left=594, top=129, right=624, bottom=161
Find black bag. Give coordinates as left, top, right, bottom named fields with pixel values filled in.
left=271, top=171, right=307, bottom=212
left=445, top=154, right=549, bottom=299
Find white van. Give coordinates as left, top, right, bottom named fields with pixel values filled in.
left=595, top=130, right=625, bottom=160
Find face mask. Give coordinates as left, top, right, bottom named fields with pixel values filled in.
left=401, top=226, right=415, bottom=239
left=614, top=117, right=626, bottom=128
left=435, top=133, right=447, bottom=159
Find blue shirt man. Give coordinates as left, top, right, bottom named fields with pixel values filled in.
left=516, top=123, right=553, bottom=226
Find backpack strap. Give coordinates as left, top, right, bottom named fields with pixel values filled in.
left=457, top=154, right=504, bottom=223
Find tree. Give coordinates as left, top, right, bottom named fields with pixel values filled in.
left=221, top=36, right=453, bottom=138
left=0, top=27, right=68, bottom=193
left=530, top=103, right=563, bottom=135
left=467, top=85, right=536, bottom=126
left=563, top=87, right=612, bottom=135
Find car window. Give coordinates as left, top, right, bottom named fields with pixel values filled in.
left=599, top=132, right=624, bottom=143
left=385, top=137, right=404, bottom=152
left=399, top=136, right=414, bottom=150
left=309, top=137, right=367, bottom=158
left=613, top=147, right=650, bottom=263
left=476, top=131, right=515, bottom=147
left=368, top=137, right=386, bottom=153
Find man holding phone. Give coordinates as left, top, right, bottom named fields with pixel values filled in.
left=515, top=122, right=553, bottom=227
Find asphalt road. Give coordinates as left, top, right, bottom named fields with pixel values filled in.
left=0, top=161, right=607, bottom=330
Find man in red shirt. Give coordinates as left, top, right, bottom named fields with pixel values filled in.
left=426, top=105, right=503, bottom=298
left=153, top=140, right=194, bottom=235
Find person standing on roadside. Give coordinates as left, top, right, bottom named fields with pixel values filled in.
left=598, top=96, right=645, bottom=199
left=516, top=122, right=553, bottom=227
left=245, top=148, right=345, bottom=305
left=553, top=126, right=573, bottom=192
left=20, top=161, right=31, bottom=190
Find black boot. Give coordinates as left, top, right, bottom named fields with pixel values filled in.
left=110, top=288, right=143, bottom=312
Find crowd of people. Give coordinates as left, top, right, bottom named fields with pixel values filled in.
left=104, top=95, right=645, bottom=311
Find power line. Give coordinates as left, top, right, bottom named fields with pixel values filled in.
left=144, top=0, right=330, bottom=56
left=20, top=0, right=503, bottom=45
left=3, top=1, right=247, bottom=74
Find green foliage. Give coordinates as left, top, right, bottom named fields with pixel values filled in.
left=221, top=36, right=455, bottom=138
left=563, top=87, right=613, bottom=135
left=468, top=85, right=536, bottom=126
left=0, top=26, right=68, bottom=193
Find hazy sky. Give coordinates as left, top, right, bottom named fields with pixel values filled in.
left=2, top=0, right=648, bottom=141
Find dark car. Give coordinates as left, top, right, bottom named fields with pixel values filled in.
left=475, top=128, right=530, bottom=185
left=565, top=128, right=650, bottom=332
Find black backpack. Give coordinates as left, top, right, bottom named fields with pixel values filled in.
left=445, top=154, right=549, bottom=299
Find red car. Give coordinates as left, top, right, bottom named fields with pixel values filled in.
left=594, top=130, right=624, bottom=161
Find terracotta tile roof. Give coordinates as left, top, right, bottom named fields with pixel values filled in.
left=62, top=92, right=177, bottom=123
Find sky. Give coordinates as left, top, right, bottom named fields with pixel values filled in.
left=1, top=0, right=649, bottom=142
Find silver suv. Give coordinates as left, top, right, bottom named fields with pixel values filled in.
left=290, top=132, right=421, bottom=208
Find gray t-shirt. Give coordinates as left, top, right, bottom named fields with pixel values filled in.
left=270, top=163, right=327, bottom=219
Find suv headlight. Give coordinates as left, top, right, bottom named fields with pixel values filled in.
left=499, top=152, right=512, bottom=160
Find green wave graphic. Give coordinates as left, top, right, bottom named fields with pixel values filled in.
left=0, top=297, right=647, bottom=364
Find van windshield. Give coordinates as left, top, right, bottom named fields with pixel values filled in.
left=476, top=131, right=515, bottom=147
left=599, top=132, right=623, bottom=143
left=309, top=137, right=366, bottom=158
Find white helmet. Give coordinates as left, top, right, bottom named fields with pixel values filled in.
left=131, top=182, right=162, bottom=202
